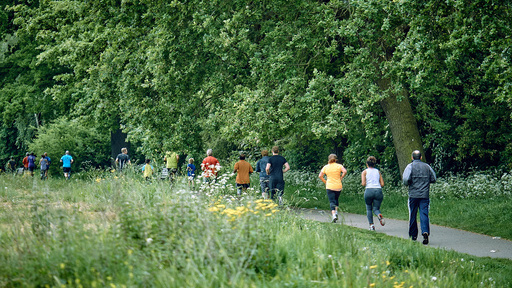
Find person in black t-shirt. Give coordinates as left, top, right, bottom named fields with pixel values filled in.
left=265, top=146, right=290, bottom=205
left=6, top=157, right=16, bottom=174
left=115, top=148, right=131, bottom=171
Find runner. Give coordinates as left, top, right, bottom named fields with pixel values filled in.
left=233, top=154, right=253, bottom=196
left=115, top=147, right=131, bottom=172
left=22, top=153, right=29, bottom=173
left=142, top=159, right=154, bottom=181
left=318, top=154, right=347, bottom=223
left=403, top=150, right=436, bottom=245
left=43, top=152, right=51, bottom=178
left=201, top=149, right=220, bottom=184
left=60, top=151, right=74, bottom=180
left=164, top=151, right=179, bottom=182
left=265, top=146, right=290, bottom=205
left=187, top=158, right=196, bottom=189
left=39, top=154, right=49, bottom=180
left=27, top=152, right=36, bottom=176
left=361, top=156, right=385, bottom=230
left=6, top=157, right=16, bottom=174
left=255, top=150, right=271, bottom=199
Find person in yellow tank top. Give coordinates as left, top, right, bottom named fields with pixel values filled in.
left=142, top=159, right=154, bottom=181
left=318, top=154, right=347, bottom=223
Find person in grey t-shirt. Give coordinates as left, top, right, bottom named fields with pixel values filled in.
left=402, top=150, right=436, bottom=245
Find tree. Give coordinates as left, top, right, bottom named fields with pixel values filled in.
left=28, top=117, right=110, bottom=176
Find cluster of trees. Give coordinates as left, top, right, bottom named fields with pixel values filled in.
left=1, top=0, right=511, bottom=177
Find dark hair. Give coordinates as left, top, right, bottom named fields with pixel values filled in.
left=261, top=150, right=268, bottom=157
left=272, top=146, right=279, bottom=154
left=240, top=154, right=246, bottom=160
left=145, top=159, right=151, bottom=164
left=412, top=150, right=421, bottom=160
left=41, top=154, right=45, bottom=158
left=366, top=156, right=377, bottom=167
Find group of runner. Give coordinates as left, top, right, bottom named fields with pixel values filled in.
left=4, top=151, right=74, bottom=180
left=317, top=150, right=436, bottom=245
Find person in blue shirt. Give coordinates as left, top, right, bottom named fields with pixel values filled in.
left=187, top=158, right=196, bottom=189
left=255, top=150, right=271, bottom=199
left=27, top=152, right=37, bottom=176
left=44, top=152, right=51, bottom=178
left=60, top=151, right=74, bottom=180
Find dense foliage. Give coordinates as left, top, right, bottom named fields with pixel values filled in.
left=1, top=0, right=511, bottom=175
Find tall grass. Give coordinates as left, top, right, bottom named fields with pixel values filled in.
left=0, top=172, right=510, bottom=287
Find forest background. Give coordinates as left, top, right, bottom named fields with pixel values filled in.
left=1, top=0, right=511, bottom=179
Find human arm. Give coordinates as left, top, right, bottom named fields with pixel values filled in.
left=283, top=162, right=290, bottom=173
left=402, top=164, right=412, bottom=186
left=429, top=166, right=436, bottom=183
left=361, top=170, right=366, bottom=186
left=318, top=170, right=326, bottom=185
left=379, top=171, right=385, bottom=187
left=255, top=160, right=261, bottom=173
left=340, top=165, right=347, bottom=181
left=265, top=163, right=271, bottom=175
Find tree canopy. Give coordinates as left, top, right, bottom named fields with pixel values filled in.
left=1, top=0, right=511, bottom=175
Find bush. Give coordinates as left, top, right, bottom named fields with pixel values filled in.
left=28, top=117, right=110, bottom=177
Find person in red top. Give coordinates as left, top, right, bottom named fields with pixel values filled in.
left=22, top=153, right=29, bottom=171
left=201, top=149, right=220, bottom=183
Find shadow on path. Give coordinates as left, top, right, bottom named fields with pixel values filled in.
left=294, top=208, right=512, bottom=260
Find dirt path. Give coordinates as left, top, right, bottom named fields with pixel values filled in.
left=295, top=208, right=512, bottom=260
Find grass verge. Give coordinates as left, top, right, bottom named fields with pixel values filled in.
left=0, top=173, right=510, bottom=287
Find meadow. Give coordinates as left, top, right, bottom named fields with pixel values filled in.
left=0, top=169, right=511, bottom=287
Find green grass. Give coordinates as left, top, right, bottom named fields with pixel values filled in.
left=0, top=172, right=511, bottom=287
left=284, top=170, right=512, bottom=240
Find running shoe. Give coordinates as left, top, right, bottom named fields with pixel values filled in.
left=331, top=213, right=338, bottom=223
left=422, top=232, right=429, bottom=245
left=369, top=225, right=375, bottom=231
left=378, top=214, right=385, bottom=226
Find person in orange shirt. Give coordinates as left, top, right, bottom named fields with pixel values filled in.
left=234, top=154, right=254, bottom=196
left=318, top=154, right=347, bottom=223
left=22, top=153, right=29, bottom=170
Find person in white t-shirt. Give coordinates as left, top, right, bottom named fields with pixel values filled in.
left=361, top=156, right=385, bottom=231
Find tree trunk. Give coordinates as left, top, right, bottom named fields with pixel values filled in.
left=378, top=80, right=424, bottom=177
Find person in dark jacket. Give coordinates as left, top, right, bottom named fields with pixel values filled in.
left=402, top=150, right=436, bottom=245
left=255, top=150, right=271, bottom=199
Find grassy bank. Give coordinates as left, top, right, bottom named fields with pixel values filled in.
left=0, top=173, right=511, bottom=287
left=284, top=170, right=512, bottom=240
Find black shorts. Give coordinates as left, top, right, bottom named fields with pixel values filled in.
left=28, top=166, right=35, bottom=172
left=63, top=167, right=71, bottom=173
left=236, top=183, right=250, bottom=189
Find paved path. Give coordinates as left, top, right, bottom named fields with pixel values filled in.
left=294, top=208, right=512, bottom=260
